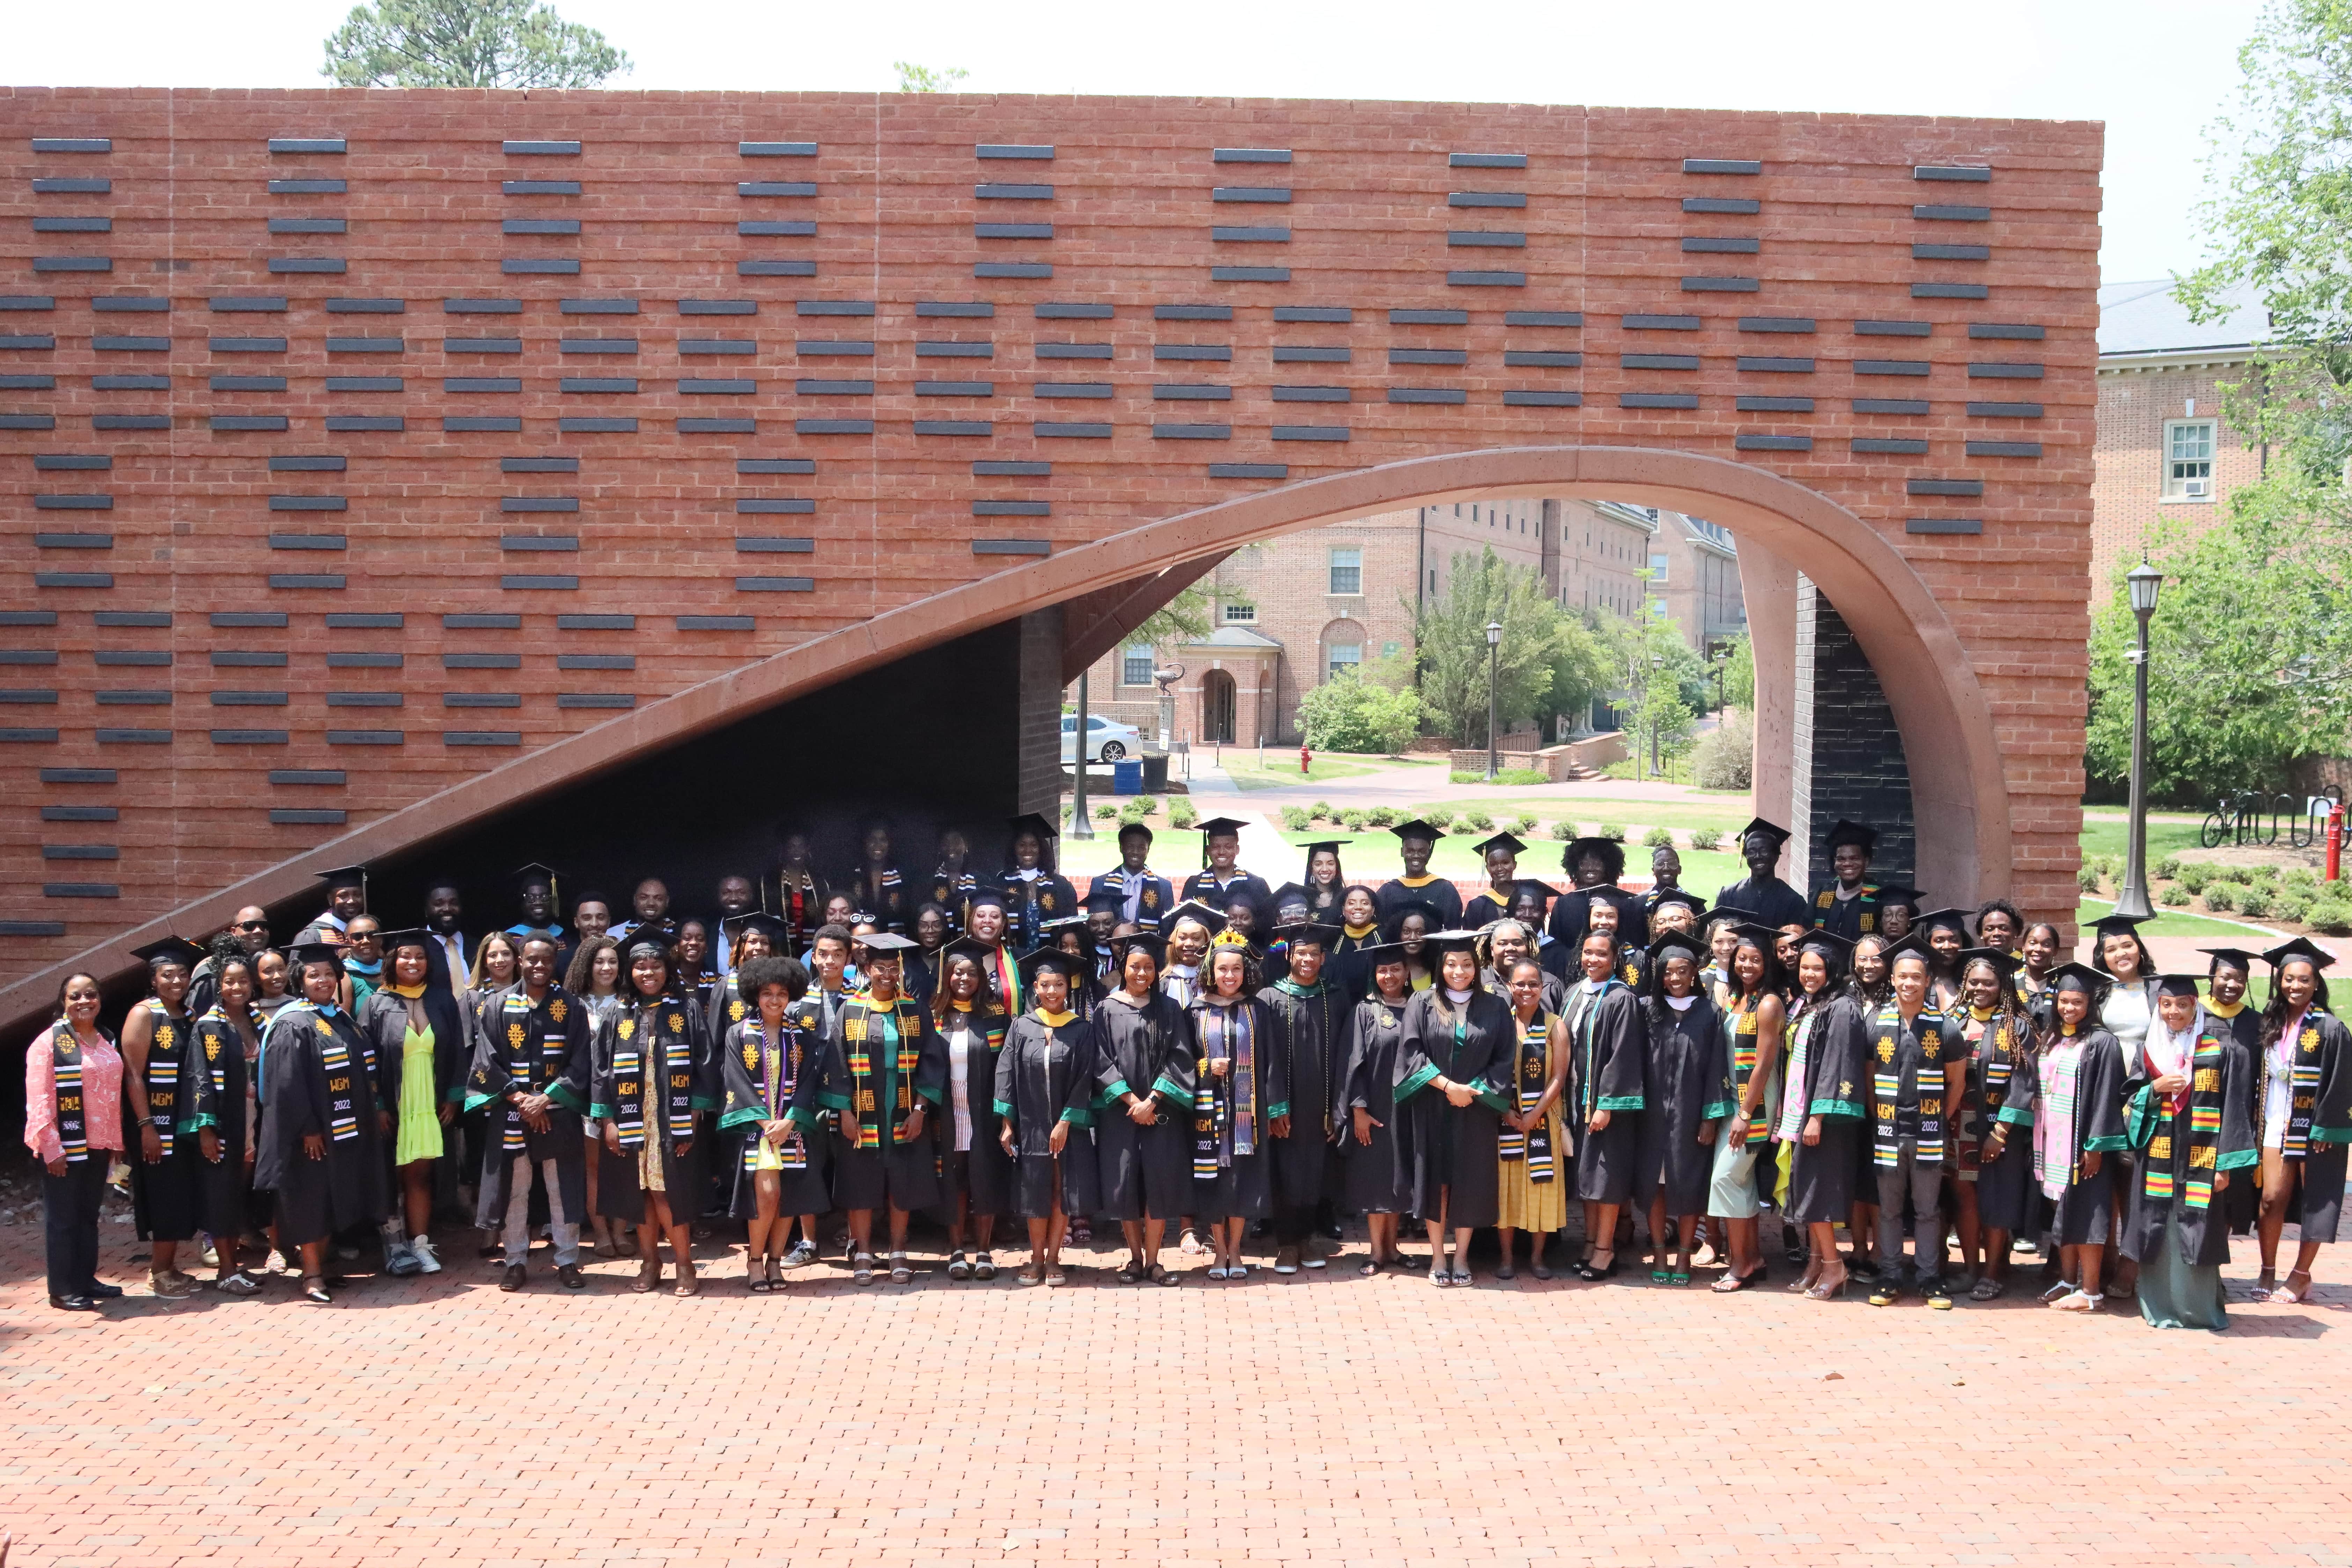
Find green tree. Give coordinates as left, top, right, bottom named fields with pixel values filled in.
left=1132, top=580, right=1213, bottom=646
left=322, top=0, right=627, bottom=87
left=1719, top=632, right=1756, bottom=711
left=894, top=62, right=969, bottom=92
left=1298, top=672, right=1425, bottom=754
left=2086, top=471, right=2352, bottom=800
left=1408, top=549, right=1570, bottom=744
left=1542, top=618, right=1614, bottom=733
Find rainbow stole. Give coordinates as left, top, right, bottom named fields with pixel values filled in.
left=2284, top=1019, right=2327, bottom=1157
left=1870, top=1004, right=1948, bottom=1167
left=50, top=1026, right=88, bottom=1162
left=317, top=1014, right=359, bottom=1142
left=1729, top=995, right=1769, bottom=1144
left=2145, top=1035, right=2227, bottom=1209
left=142, top=1000, right=183, bottom=1156
left=843, top=998, right=922, bottom=1149
left=1498, top=1012, right=1556, bottom=1182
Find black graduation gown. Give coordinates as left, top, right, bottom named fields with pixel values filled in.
left=462, top=984, right=593, bottom=1232
left=773, top=868, right=828, bottom=955
left=1375, top=875, right=1462, bottom=930
left=1394, top=988, right=1511, bottom=1228
left=994, top=1011, right=1098, bottom=1219
left=998, top=869, right=1080, bottom=952
left=1715, top=875, right=1808, bottom=930
left=589, top=992, right=717, bottom=1221
left=2121, top=1024, right=2257, bottom=1268
left=928, top=1002, right=1015, bottom=1222
left=1545, top=885, right=1645, bottom=959
left=1565, top=979, right=1645, bottom=1205
left=2037, top=1025, right=2130, bottom=1247
left=1635, top=996, right=1733, bottom=1215
left=255, top=1002, right=392, bottom=1247
left=1966, top=1011, right=2042, bottom=1234
left=126, top=998, right=204, bottom=1243
left=1304, top=879, right=1349, bottom=925
left=1089, top=990, right=1195, bottom=1220
left=1462, top=886, right=1517, bottom=927
left=1483, top=965, right=1569, bottom=1015
left=1090, top=867, right=1177, bottom=928
left=844, top=862, right=912, bottom=933
left=354, top=984, right=468, bottom=1165
left=1260, top=979, right=1351, bottom=1215
left=717, top=1015, right=832, bottom=1217
left=177, top=1006, right=254, bottom=1240
left=925, top=866, right=979, bottom=931
left=2251, top=1007, right=2352, bottom=1243
left=816, top=995, right=947, bottom=1212
left=1807, top=882, right=1886, bottom=942
left=2199, top=1001, right=2263, bottom=1233
left=704, top=970, right=754, bottom=1046
left=1339, top=993, right=1414, bottom=1213
left=1780, top=995, right=1869, bottom=1223
left=1185, top=995, right=1282, bottom=1222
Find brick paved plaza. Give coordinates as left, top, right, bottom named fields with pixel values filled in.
left=1, top=1219, right=2342, bottom=1567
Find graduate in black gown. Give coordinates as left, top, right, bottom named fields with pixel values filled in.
left=180, top=947, right=262, bottom=1295
left=928, top=940, right=1014, bottom=1281
left=2251, top=937, right=2352, bottom=1305
left=821, top=931, right=946, bottom=1284
left=591, top=933, right=716, bottom=1296
left=999, top=812, right=1081, bottom=954
left=1326, top=884, right=1385, bottom=1002
left=996, top=948, right=1098, bottom=1286
left=463, top=934, right=593, bottom=1293
left=122, top=936, right=207, bottom=1300
left=1090, top=820, right=1177, bottom=929
left=257, top=942, right=392, bottom=1304
left=1187, top=942, right=1282, bottom=1280
left=1260, top=920, right=1350, bottom=1274
left=2034, top=963, right=2130, bottom=1313
left=1462, top=832, right=1529, bottom=927
left=2196, top=947, right=2265, bottom=1236
left=1632, top=930, right=1729, bottom=1285
left=2123, top=972, right=2257, bottom=1330
left=1562, top=928, right=1644, bottom=1280
left=1950, top=947, right=2038, bottom=1300
left=1395, top=932, right=1512, bottom=1286
left=1702, top=818, right=1801, bottom=933
left=1181, top=816, right=1276, bottom=914
left=1805, top=819, right=1886, bottom=943
left=1088, top=931, right=1194, bottom=1285
left=1773, top=929, right=1866, bottom=1300
left=1545, top=836, right=1644, bottom=957
left=355, top=929, right=469, bottom=1279
left=1374, top=819, right=1464, bottom=930
left=1340, top=942, right=1416, bottom=1272
left=845, top=817, right=912, bottom=934
left=705, top=912, right=786, bottom=1043
left=1301, top=840, right=1352, bottom=926
left=717, top=954, right=824, bottom=1290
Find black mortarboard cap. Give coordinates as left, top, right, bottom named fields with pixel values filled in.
left=1424, top=928, right=1485, bottom=956
left=1389, top=818, right=1446, bottom=842
left=965, top=883, right=1013, bottom=912
left=1301, top=839, right=1350, bottom=857
left=315, top=863, right=368, bottom=892
left=130, top=936, right=207, bottom=970
left=2200, top=946, right=2262, bottom=973
left=859, top=931, right=920, bottom=953
left=2264, top=935, right=2338, bottom=971
left=1880, top=932, right=1935, bottom=966
left=1824, top=820, right=1879, bottom=853
left=1084, top=885, right=1125, bottom=914
left=1647, top=929, right=1708, bottom=965
left=1160, top=899, right=1228, bottom=937
left=2156, top=973, right=2205, bottom=999
left=1195, top=816, right=1249, bottom=838
left=1512, top=880, right=1563, bottom=910
left=1017, top=946, right=1087, bottom=985
left=1729, top=922, right=1786, bottom=950
left=1469, top=831, right=1529, bottom=858
left=1913, top=907, right=1974, bottom=937
left=286, top=939, right=344, bottom=973
left=1270, top=920, right=1344, bottom=950
left=1794, top=927, right=1857, bottom=959
left=2046, top=960, right=2103, bottom=995
left=722, top=911, right=789, bottom=946
left=1649, top=888, right=1707, bottom=915
left=1871, top=884, right=1923, bottom=912
left=941, top=937, right=999, bottom=967
left=1735, top=817, right=1792, bottom=849
left=1007, top=811, right=1060, bottom=843
left=1955, top=945, right=2022, bottom=981
left=1109, top=931, right=1166, bottom=966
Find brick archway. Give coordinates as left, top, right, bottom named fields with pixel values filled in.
left=0, top=441, right=2009, bottom=1030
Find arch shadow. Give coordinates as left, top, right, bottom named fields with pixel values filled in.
left=0, top=444, right=2010, bottom=1031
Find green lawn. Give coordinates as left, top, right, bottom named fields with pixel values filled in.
left=2076, top=817, right=2210, bottom=867
left=2075, top=896, right=2276, bottom=938
left=1221, top=754, right=1381, bottom=791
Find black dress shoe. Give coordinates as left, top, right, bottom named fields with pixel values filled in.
left=500, top=1264, right=527, bottom=1292
left=1318, top=1221, right=1344, bottom=1241
left=84, top=1281, right=123, bottom=1299
left=50, top=1294, right=97, bottom=1311
left=557, top=1263, right=584, bottom=1290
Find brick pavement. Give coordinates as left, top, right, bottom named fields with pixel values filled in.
left=1, top=1213, right=2346, bottom=1568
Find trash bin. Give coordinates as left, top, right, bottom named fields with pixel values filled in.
left=1141, top=754, right=1168, bottom=792
left=1112, top=759, right=1143, bottom=795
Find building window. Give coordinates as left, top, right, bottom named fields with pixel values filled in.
left=1121, top=645, right=1154, bottom=686
left=1222, top=602, right=1256, bottom=624
left=1326, top=642, right=1362, bottom=679
left=1649, top=552, right=1668, bottom=583
left=2164, top=418, right=2216, bottom=500
left=1328, top=547, right=1362, bottom=595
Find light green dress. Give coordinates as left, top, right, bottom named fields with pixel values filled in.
left=396, top=1026, right=444, bottom=1165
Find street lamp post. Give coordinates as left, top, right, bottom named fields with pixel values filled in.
left=1483, top=620, right=1503, bottom=781
left=2113, top=558, right=2165, bottom=921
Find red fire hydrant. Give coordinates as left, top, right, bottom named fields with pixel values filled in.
left=2329, top=800, right=2344, bottom=883
left=1299, top=743, right=1313, bottom=775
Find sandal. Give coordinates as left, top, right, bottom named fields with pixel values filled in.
left=2037, top=1281, right=2074, bottom=1304
left=852, top=1252, right=876, bottom=1285
left=1710, top=1271, right=1749, bottom=1294
left=2050, top=1288, right=2100, bottom=1312
left=1670, top=1269, right=1691, bottom=1287
left=1970, top=1276, right=2005, bottom=1302
left=748, top=1261, right=770, bottom=1294
left=1044, top=1266, right=1067, bottom=1288
left=302, top=1274, right=331, bottom=1304
left=1149, top=1264, right=1176, bottom=1286
left=1429, top=1267, right=1449, bottom=1287
left=1020, top=1262, right=1045, bottom=1287
left=947, top=1251, right=972, bottom=1281
left=1207, top=1265, right=1229, bottom=1281
left=1576, top=1249, right=1615, bottom=1283
left=1115, top=1260, right=1141, bottom=1285
left=632, top=1257, right=659, bottom=1294
left=2274, top=1270, right=2314, bottom=1305
left=973, top=1252, right=996, bottom=1281
left=889, top=1253, right=912, bottom=1284
left=766, top=1257, right=784, bottom=1290
left=1450, top=1269, right=1473, bottom=1286
left=1804, top=1274, right=1847, bottom=1301
left=1359, top=1259, right=1380, bottom=1277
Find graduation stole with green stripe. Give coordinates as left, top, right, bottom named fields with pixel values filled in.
left=610, top=998, right=697, bottom=1154
left=1728, top=992, right=1770, bottom=1144
left=2144, top=1032, right=2228, bottom=1210
left=49, top=1024, right=89, bottom=1163
left=843, top=997, right=923, bottom=1149
left=1498, top=1011, right=1557, bottom=1181
left=140, top=1000, right=184, bottom=1156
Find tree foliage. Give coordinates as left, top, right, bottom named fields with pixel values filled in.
left=1131, top=580, right=1213, bottom=647
left=1719, top=632, right=1756, bottom=711
left=323, top=0, right=627, bottom=87
left=894, top=62, right=969, bottom=92
left=2086, top=470, right=2352, bottom=800
left=1298, top=672, right=1425, bottom=754
left=1409, top=549, right=1582, bottom=744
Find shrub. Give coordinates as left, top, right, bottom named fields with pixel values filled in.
left=1060, top=804, right=1074, bottom=823
left=2308, top=897, right=2352, bottom=935
left=1169, top=799, right=1198, bottom=830
left=1642, top=826, right=1675, bottom=849
left=1550, top=819, right=1577, bottom=841
left=1691, top=707, right=1754, bottom=791
left=1465, top=809, right=1495, bottom=832
left=1689, top=827, right=1721, bottom=852
left=1311, top=800, right=1333, bottom=822
left=1124, top=795, right=1158, bottom=820
left=2078, top=865, right=2103, bottom=892
left=2203, top=884, right=2236, bottom=912
left=1366, top=805, right=1397, bottom=828
left=2160, top=883, right=2192, bottom=907
left=1297, top=670, right=1425, bottom=754
left=2155, top=855, right=2182, bottom=880
left=1280, top=805, right=1311, bottom=831
left=2177, top=866, right=2212, bottom=895
left=1095, top=802, right=1118, bottom=821
left=1340, top=809, right=1368, bottom=832
left=1597, top=823, right=1627, bottom=842
left=2284, top=867, right=2318, bottom=887
left=1511, top=814, right=1538, bottom=835
left=2221, top=864, right=2256, bottom=885
left=2277, top=891, right=2314, bottom=924
left=2238, top=886, right=2273, bottom=919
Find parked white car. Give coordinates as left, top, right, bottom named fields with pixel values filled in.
left=1061, top=713, right=1140, bottom=763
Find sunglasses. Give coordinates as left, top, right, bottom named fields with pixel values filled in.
left=234, top=920, right=268, bottom=932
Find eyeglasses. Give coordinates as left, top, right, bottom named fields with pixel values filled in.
left=234, top=921, right=268, bottom=932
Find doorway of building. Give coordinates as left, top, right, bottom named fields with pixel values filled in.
left=1201, top=669, right=1237, bottom=744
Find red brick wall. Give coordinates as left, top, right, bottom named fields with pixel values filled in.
left=2090, top=363, right=2259, bottom=604
left=0, top=89, right=2100, bottom=1018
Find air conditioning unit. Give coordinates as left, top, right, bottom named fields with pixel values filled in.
left=2184, top=479, right=2209, bottom=498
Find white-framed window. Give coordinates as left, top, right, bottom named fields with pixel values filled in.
left=1222, top=602, right=1256, bottom=623
left=2164, top=418, right=2217, bottom=500
left=1649, top=552, right=1669, bottom=583
left=1328, top=546, right=1363, bottom=595
left=1121, top=644, right=1155, bottom=686
left=1325, top=642, right=1362, bottom=679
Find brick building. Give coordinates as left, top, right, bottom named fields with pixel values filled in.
left=2091, top=278, right=2265, bottom=605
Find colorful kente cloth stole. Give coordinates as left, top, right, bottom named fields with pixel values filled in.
left=50, top=1025, right=88, bottom=1162
left=1191, top=999, right=1256, bottom=1178
left=1728, top=993, right=1769, bottom=1145
left=1499, top=1011, right=1556, bottom=1181
left=844, top=997, right=923, bottom=1148
left=1870, top=1003, right=1949, bottom=1167
left=317, top=1015, right=359, bottom=1142
left=2144, top=1032, right=2229, bottom=1209
left=142, top=1000, right=183, bottom=1156
left=2281, top=1014, right=2327, bottom=1157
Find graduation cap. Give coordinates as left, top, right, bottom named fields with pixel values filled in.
left=1791, top=927, right=1857, bottom=969
left=1159, top=899, right=1228, bottom=937
left=859, top=930, right=920, bottom=955
left=2088, top=914, right=2152, bottom=975
left=1955, top=945, right=2021, bottom=981
left=1511, top=879, right=1563, bottom=911
left=1423, top=928, right=1485, bottom=956
left=1729, top=922, right=1787, bottom=951
left=2200, top=946, right=2262, bottom=974
left=514, top=861, right=560, bottom=904
left=1559, top=836, right=1626, bottom=880
left=2263, top=935, right=2338, bottom=971
left=2045, top=960, right=2104, bottom=995
left=1195, top=816, right=1249, bottom=839
left=285, top=939, right=345, bottom=973
left=374, top=926, right=441, bottom=955
left=1879, top=931, right=1935, bottom=967
left=1469, top=831, right=1529, bottom=859
left=1108, top=930, right=1166, bottom=967
left=1649, top=888, right=1707, bottom=916
left=1734, top=817, right=1792, bottom=850
left=940, top=936, right=1000, bottom=969
left=1355, top=941, right=1412, bottom=969
left=2155, top=972, right=2206, bottom=999
left=723, top=911, right=790, bottom=948
left=1388, top=819, right=1447, bottom=843
left=1270, top=920, right=1344, bottom=950
left=1016, top=946, right=1088, bottom=986
left=130, top=936, right=207, bottom=971
left=1871, top=884, right=1923, bottom=913
left=1268, top=882, right=1315, bottom=919
left=1698, top=903, right=1758, bottom=928
left=1006, top=812, right=1060, bottom=855
left=1038, top=914, right=1090, bottom=940
left=1646, top=929, right=1709, bottom=966
left=1083, top=885, right=1126, bottom=915
left=1912, top=907, right=1974, bottom=938
left=1824, top=820, right=1879, bottom=853
left=1301, top=839, right=1351, bottom=860
left=965, top=883, right=1013, bottom=913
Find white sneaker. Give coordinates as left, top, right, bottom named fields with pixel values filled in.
left=411, top=1236, right=442, bottom=1274
left=385, top=1244, right=424, bottom=1278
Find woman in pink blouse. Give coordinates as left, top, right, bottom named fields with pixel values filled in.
left=24, top=972, right=125, bottom=1310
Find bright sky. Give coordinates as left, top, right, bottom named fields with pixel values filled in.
left=8, top=0, right=2264, bottom=282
